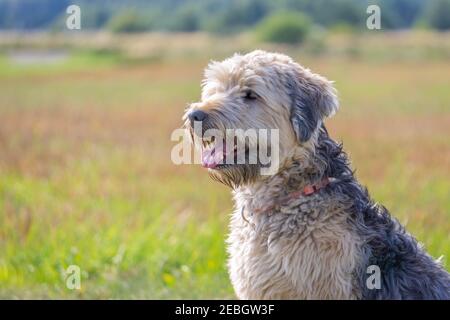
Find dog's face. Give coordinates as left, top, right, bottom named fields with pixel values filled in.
left=183, top=50, right=338, bottom=188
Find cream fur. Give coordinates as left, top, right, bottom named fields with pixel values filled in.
left=227, top=147, right=363, bottom=299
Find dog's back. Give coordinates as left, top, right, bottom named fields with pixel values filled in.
left=354, top=199, right=450, bottom=299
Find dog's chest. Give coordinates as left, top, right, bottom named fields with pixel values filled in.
left=227, top=200, right=361, bottom=300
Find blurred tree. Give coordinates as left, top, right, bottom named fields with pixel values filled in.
left=0, top=0, right=447, bottom=32
left=206, top=0, right=270, bottom=34
left=426, top=0, right=450, bottom=30
left=0, top=0, right=69, bottom=29
left=256, top=12, right=311, bottom=44
left=169, top=6, right=200, bottom=32
left=280, top=0, right=363, bottom=28
left=81, top=7, right=110, bottom=29
left=107, top=10, right=151, bottom=33
left=368, top=0, right=426, bottom=29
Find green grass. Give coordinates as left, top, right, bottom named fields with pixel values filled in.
left=0, top=33, right=449, bottom=298
left=0, top=151, right=233, bottom=299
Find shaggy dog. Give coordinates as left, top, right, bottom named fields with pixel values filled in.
left=183, top=50, right=450, bottom=299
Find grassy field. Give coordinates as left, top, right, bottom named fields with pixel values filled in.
left=0, top=32, right=449, bottom=299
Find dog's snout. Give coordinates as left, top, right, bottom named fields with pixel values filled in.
left=188, top=110, right=208, bottom=124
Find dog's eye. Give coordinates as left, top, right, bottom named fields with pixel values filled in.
left=244, top=90, right=257, bottom=100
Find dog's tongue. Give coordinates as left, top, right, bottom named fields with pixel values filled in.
left=201, top=144, right=226, bottom=168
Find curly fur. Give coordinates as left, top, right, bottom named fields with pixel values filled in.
left=184, top=50, right=450, bottom=299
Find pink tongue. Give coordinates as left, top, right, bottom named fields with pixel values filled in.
left=201, top=145, right=226, bottom=168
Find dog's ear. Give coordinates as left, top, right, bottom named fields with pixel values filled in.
left=288, top=68, right=339, bottom=143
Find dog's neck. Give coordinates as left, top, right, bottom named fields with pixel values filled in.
left=233, top=138, right=324, bottom=211
left=233, top=127, right=352, bottom=214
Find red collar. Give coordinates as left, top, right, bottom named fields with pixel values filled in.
left=252, top=177, right=332, bottom=215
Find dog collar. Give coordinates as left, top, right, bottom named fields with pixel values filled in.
left=292, top=177, right=331, bottom=197
left=251, top=177, right=332, bottom=215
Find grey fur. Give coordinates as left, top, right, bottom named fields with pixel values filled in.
left=288, top=70, right=338, bottom=142
left=315, top=126, right=450, bottom=299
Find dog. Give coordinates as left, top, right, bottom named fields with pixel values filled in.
left=183, top=50, right=450, bottom=299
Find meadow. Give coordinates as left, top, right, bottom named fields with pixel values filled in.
left=0, top=31, right=449, bottom=299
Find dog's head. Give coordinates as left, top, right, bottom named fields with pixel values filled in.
left=183, top=50, right=338, bottom=188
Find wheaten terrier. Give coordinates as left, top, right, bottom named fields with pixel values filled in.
left=183, top=50, right=450, bottom=299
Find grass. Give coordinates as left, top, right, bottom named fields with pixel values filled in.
left=0, top=32, right=449, bottom=299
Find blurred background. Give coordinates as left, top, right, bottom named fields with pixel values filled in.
left=0, top=0, right=449, bottom=299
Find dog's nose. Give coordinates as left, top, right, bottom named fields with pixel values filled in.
left=188, top=110, right=207, bottom=123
